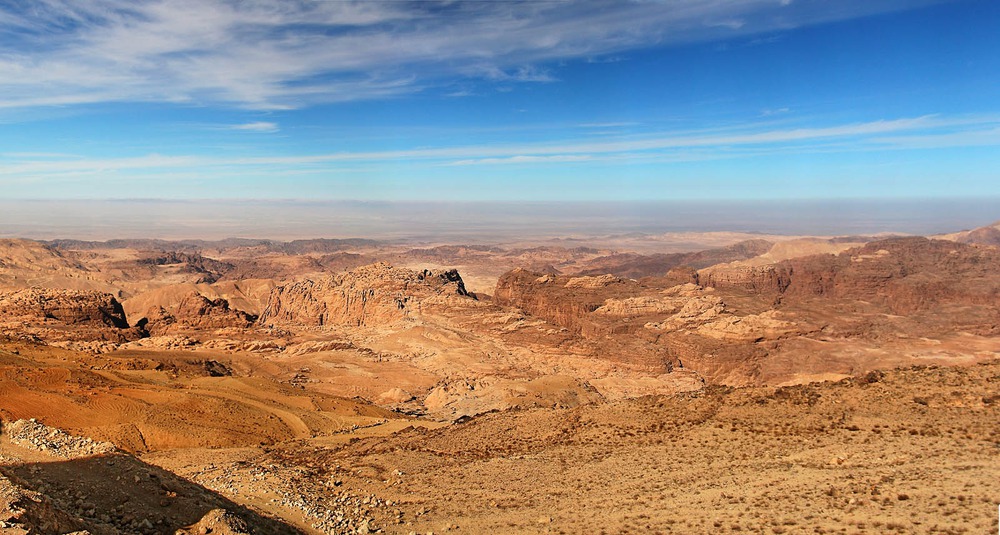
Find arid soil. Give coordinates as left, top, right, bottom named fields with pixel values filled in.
left=0, top=226, right=998, bottom=533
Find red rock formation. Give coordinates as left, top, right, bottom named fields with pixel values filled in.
left=0, top=288, right=129, bottom=328
left=573, top=239, right=773, bottom=278
left=494, top=269, right=640, bottom=337
left=140, top=292, right=257, bottom=335
left=698, top=264, right=790, bottom=294
left=258, top=262, right=475, bottom=327
left=0, top=288, right=145, bottom=343
left=702, top=237, right=1000, bottom=314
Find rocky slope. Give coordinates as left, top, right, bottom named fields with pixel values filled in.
left=258, top=262, right=475, bottom=328
left=938, top=220, right=1000, bottom=247
left=319, top=359, right=1000, bottom=534
left=0, top=420, right=298, bottom=534
left=703, top=237, right=1000, bottom=314
left=0, top=289, right=146, bottom=344
left=140, top=292, right=257, bottom=336
left=0, top=289, right=129, bottom=328
left=572, top=238, right=774, bottom=278
left=491, top=236, right=1000, bottom=386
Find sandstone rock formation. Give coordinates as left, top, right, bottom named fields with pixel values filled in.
left=493, top=268, right=784, bottom=379
left=140, top=292, right=257, bottom=335
left=0, top=288, right=130, bottom=328
left=939, top=220, right=1000, bottom=247
left=494, top=268, right=642, bottom=337
left=702, top=237, right=1000, bottom=314
left=259, top=262, right=475, bottom=327
left=0, top=288, right=147, bottom=344
left=572, top=238, right=773, bottom=278
left=698, top=264, right=791, bottom=293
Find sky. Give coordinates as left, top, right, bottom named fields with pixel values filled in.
left=0, top=0, right=998, bottom=203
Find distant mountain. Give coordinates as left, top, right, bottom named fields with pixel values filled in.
left=571, top=239, right=774, bottom=278
left=941, top=221, right=1000, bottom=247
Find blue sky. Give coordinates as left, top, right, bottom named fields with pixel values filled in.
left=0, top=0, right=998, bottom=202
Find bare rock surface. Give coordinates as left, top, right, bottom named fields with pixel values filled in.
left=0, top=289, right=129, bottom=329
left=141, top=292, right=257, bottom=335
left=5, top=419, right=117, bottom=459
left=0, top=231, right=998, bottom=533
left=259, top=262, right=474, bottom=328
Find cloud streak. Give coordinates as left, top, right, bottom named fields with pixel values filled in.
left=2, top=114, right=996, bottom=179
left=230, top=122, right=279, bottom=133
left=0, top=0, right=948, bottom=110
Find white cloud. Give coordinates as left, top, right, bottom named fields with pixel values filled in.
left=2, top=114, right=995, bottom=179
left=449, top=155, right=595, bottom=166
left=578, top=122, right=640, bottom=128
left=230, top=122, right=279, bottom=133
left=0, top=0, right=948, bottom=110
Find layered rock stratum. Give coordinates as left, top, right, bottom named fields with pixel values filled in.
left=259, top=262, right=474, bottom=327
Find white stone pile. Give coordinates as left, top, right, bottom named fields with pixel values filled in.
left=4, top=419, right=117, bottom=458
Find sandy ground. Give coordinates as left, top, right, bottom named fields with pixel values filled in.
left=146, top=360, right=1000, bottom=534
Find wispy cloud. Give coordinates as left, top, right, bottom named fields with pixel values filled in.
left=230, top=121, right=279, bottom=133
left=759, top=108, right=791, bottom=117
left=578, top=122, right=639, bottom=128
left=0, top=0, right=948, bottom=110
left=2, top=114, right=996, bottom=179
left=449, top=155, right=594, bottom=166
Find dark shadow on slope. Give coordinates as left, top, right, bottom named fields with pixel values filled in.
left=0, top=452, right=301, bottom=535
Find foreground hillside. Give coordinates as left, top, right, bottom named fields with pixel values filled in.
left=2, top=354, right=997, bottom=534
left=321, top=359, right=999, bottom=534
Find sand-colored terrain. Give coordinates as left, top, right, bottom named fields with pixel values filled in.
left=0, top=227, right=998, bottom=533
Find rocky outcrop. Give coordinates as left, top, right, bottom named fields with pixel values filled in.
left=494, top=268, right=639, bottom=336
left=0, top=289, right=147, bottom=344
left=140, top=292, right=257, bottom=335
left=698, top=264, right=791, bottom=294
left=702, top=237, right=1000, bottom=315
left=694, top=310, right=797, bottom=342
left=258, top=262, right=475, bottom=327
left=573, top=239, right=773, bottom=278
left=786, top=238, right=1000, bottom=314
left=494, top=268, right=809, bottom=382
left=940, top=221, right=1000, bottom=247
left=0, top=288, right=129, bottom=328
left=0, top=473, right=84, bottom=535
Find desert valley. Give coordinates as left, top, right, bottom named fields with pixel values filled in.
left=0, top=222, right=997, bottom=534
left=4, top=0, right=999, bottom=533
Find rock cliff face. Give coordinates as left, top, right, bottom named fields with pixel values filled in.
left=782, top=238, right=1000, bottom=313
left=258, top=262, right=474, bottom=327
left=702, top=237, right=1000, bottom=314
left=492, top=268, right=788, bottom=379
left=494, top=269, right=641, bottom=337
left=0, top=288, right=146, bottom=344
left=0, top=288, right=129, bottom=328
left=573, top=239, right=773, bottom=278
left=698, top=264, right=791, bottom=294
left=141, top=292, right=257, bottom=335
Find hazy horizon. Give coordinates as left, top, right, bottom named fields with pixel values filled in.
left=1, top=198, right=996, bottom=243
